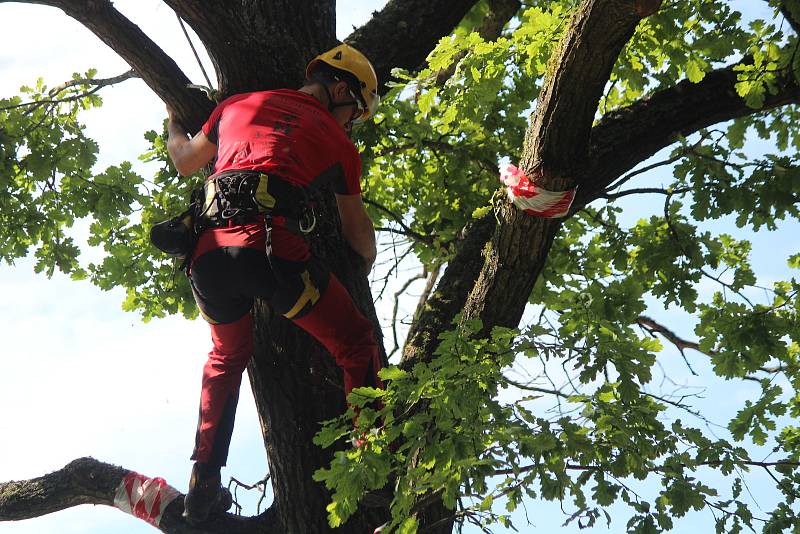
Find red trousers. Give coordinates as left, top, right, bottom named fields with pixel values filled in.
left=188, top=222, right=382, bottom=466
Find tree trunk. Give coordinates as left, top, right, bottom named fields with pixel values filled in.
left=248, top=188, right=388, bottom=533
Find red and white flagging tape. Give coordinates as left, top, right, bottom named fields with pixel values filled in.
left=114, top=471, right=181, bottom=526
left=499, top=163, right=576, bottom=218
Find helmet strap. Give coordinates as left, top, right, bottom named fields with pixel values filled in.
left=313, top=74, right=360, bottom=114
left=318, top=79, right=337, bottom=113
left=310, top=75, right=358, bottom=136
left=310, top=74, right=338, bottom=112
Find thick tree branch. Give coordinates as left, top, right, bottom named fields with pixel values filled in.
left=404, top=7, right=800, bottom=377
left=401, top=215, right=496, bottom=367
left=781, top=0, right=800, bottom=36
left=0, top=457, right=277, bottom=533
left=346, top=0, right=480, bottom=94
left=575, top=62, right=800, bottom=209
left=463, top=0, right=660, bottom=334
left=479, top=0, right=523, bottom=40
left=162, top=1, right=336, bottom=96
left=0, top=457, right=126, bottom=521
left=521, top=0, right=661, bottom=178
left=6, top=0, right=213, bottom=131
left=402, top=8, right=661, bottom=524
left=166, top=0, right=480, bottom=97
left=402, top=0, right=655, bottom=390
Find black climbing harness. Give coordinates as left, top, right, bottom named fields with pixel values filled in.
left=198, top=171, right=316, bottom=232
left=150, top=171, right=317, bottom=273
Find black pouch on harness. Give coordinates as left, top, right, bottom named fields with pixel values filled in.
left=150, top=208, right=196, bottom=256
left=149, top=186, right=203, bottom=262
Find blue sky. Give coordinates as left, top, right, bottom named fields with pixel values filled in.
left=1, top=1, right=798, bottom=534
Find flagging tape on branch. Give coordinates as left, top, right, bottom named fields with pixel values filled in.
left=500, top=164, right=576, bottom=218
left=114, top=471, right=181, bottom=527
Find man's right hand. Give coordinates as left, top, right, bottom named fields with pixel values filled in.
left=166, top=105, right=178, bottom=124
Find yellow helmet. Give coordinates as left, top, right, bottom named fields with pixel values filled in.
left=306, top=43, right=379, bottom=122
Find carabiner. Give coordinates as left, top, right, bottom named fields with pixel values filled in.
left=299, top=210, right=316, bottom=233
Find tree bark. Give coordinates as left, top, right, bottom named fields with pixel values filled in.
left=460, top=0, right=659, bottom=332
left=247, top=190, right=390, bottom=533
left=165, top=0, right=481, bottom=97
left=163, top=0, right=337, bottom=97
left=346, top=0, right=481, bottom=93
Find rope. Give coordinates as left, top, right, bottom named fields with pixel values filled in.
left=176, top=13, right=214, bottom=89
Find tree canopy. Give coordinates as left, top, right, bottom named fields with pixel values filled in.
left=1, top=1, right=800, bottom=533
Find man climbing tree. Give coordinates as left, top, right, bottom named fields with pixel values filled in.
left=1, top=1, right=800, bottom=534
left=163, top=43, right=384, bottom=524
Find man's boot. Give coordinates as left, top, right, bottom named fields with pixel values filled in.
left=183, top=462, right=223, bottom=524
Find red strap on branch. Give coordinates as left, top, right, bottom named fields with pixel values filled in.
left=114, top=471, right=181, bottom=526
left=499, top=164, right=576, bottom=218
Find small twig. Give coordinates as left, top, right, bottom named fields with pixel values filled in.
left=375, top=225, right=429, bottom=241
left=0, top=70, right=138, bottom=111
left=228, top=474, right=271, bottom=515
left=505, top=379, right=570, bottom=399
left=641, top=391, right=718, bottom=426
left=636, top=315, right=784, bottom=379
left=636, top=315, right=699, bottom=375
left=602, top=186, right=691, bottom=201
left=605, top=152, right=687, bottom=192
left=411, top=263, right=442, bottom=323
left=663, top=192, right=756, bottom=308
left=389, top=270, right=428, bottom=357
left=364, top=197, right=437, bottom=247
left=761, top=464, right=800, bottom=499
left=374, top=244, right=413, bottom=302
left=373, top=139, right=457, bottom=158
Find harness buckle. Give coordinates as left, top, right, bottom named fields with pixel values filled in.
left=220, top=207, right=241, bottom=219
